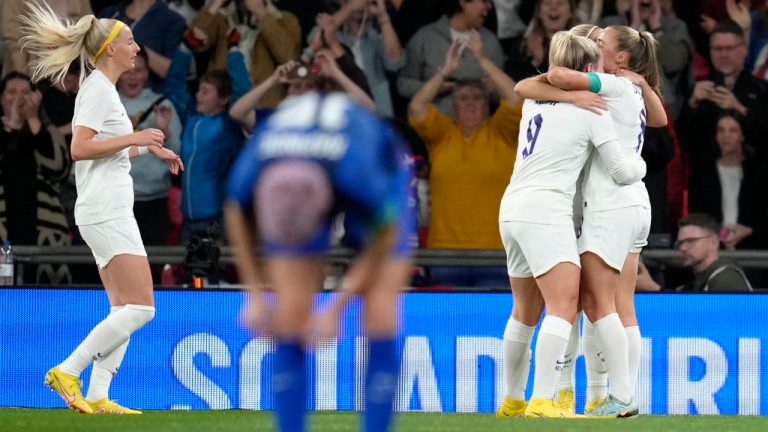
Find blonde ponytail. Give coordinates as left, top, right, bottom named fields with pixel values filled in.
left=20, top=1, right=121, bottom=85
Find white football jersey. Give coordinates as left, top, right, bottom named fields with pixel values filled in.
left=581, top=73, right=651, bottom=213
left=499, top=99, right=618, bottom=223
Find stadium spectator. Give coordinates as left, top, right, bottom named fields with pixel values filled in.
left=163, top=45, right=248, bottom=245
left=39, top=63, right=81, bottom=241
left=229, top=55, right=375, bottom=133
left=98, top=0, right=187, bottom=92
left=676, top=0, right=761, bottom=65
left=636, top=259, right=661, bottom=291
left=751, top=1, right=768, bottom=74
left=92, top=1, right=124, bottom=15
left=0, top=4, right=4, bottom=71
left=383, top=0, right=443, bottom=48
left=277, top=0, right=331, bottom=41
left=641, top=124, right=676, bottom=233
left=504, top=0, right=579, bottom=82
left=575, top=0, right=606, bottom=24
left=688, top=111, right=768, bottom=250
left=308, top=13, right=375, bottom=99
left=600, top=0, right=695, bottom=119
left=679, top=20, right=768, bottom=186
left=315, top=0, right=405, bottom=117
left=408, top=31, right=521, bottom=288
left=707, top=0, right=768, bottom=71
left=21, top=2, right=183, bottom=414
left=674, top=213, right=753, bottom=291
left=397, top=0, right=503, bottom=116
left=2, top=0, right=93, bottom=76
left=117, top=47, right=183, bottom=245
left=0, top=71, right=72, bottom=284
left=165, top=0, right=203, bottom=24
left=493, top=0, right=531, bottom=48
left=185, top=0, right=301, bottom=108
left=226, top=92, right=413, bottom=432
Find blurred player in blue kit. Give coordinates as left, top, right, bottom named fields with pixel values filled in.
left=224, top=91, right=415, bottom=432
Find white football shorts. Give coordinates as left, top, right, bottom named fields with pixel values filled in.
left=578, top=206, right=651, bottom=271
left=79, top=216, right=147, bottom=269
left=500, top=219, right=581, bottom=278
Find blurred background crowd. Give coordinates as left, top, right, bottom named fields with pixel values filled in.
left=2, top=0, right=767, bottom=290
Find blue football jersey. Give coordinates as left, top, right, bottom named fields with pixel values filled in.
left=228, top=92, right=412, bottom=235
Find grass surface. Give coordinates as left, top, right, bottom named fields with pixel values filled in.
left=0, top=409, right=766, bottom=432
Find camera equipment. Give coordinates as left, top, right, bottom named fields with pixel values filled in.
left=183, top=235, right=221, bottom=285
left=286, top=61, right=319, bottom=81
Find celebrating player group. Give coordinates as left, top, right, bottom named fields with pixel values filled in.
left=496, top=23, right=666, bottom=418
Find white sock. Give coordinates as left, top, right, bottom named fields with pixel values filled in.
left=557, top=312, right=581, bottom=391
left=626, top=325, right=641, bottom=400
left=593, top=313, right=631, bottom=403
left=502, top=316, right=535, bottom=399
left=86, top=307, right=129, bottom=402
left=59, top=304, right=155, bottom=377
left=582, top=315, right=608, bottom=402
left=531, top=315, right=571, bottom=400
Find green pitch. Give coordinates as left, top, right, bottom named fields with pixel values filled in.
left=1, top=409, right=766, bottom=432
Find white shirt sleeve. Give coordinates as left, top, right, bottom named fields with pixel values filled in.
left=73, top=79, right=112, bottom=132
left=594, top=72, right=631, bottom=99
left=590, top=111, right=646, bottom=184
left=595, top=140, right=647, bottom=184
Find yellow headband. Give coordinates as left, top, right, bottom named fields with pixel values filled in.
left=91, top=21, right=125, bottom=62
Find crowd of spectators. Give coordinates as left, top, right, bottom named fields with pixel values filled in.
left=1, top=0, right=767, bottom=290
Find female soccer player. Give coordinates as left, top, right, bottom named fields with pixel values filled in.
left=497, top=31, right=647, bottom=418
left=514, top=24, right=667, bottom=416
left=225, top=91, right=414, bottom=432
left=21, top=2, right=182, bottom=414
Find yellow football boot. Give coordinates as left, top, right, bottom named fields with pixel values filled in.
left=495, top=396, right=527, bottom=417
left=87, top=398, right=142, bottom=414
left=44, top=366, right=93, bottom=414
left=556, top=387, right=575, bottom=414
left=584, top=397, right=607, bottom=415
left=524, top=397, right=585, bottom=418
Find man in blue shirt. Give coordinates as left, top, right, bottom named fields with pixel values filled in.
left=225, top=91, right=414, bottom=432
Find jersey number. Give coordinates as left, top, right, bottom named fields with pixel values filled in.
left=636, top=109, right=646, bottom=152
left=522, top=114, right=543, bottom=160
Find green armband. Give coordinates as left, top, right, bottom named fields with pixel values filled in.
left=587, top=72, right=602, bottom=93
left=372, top=202, right=397, bottom=229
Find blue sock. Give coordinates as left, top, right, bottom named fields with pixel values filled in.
left=273, top=342, right=306, bottom=432
left=364, top=338, right=399, bottom=432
